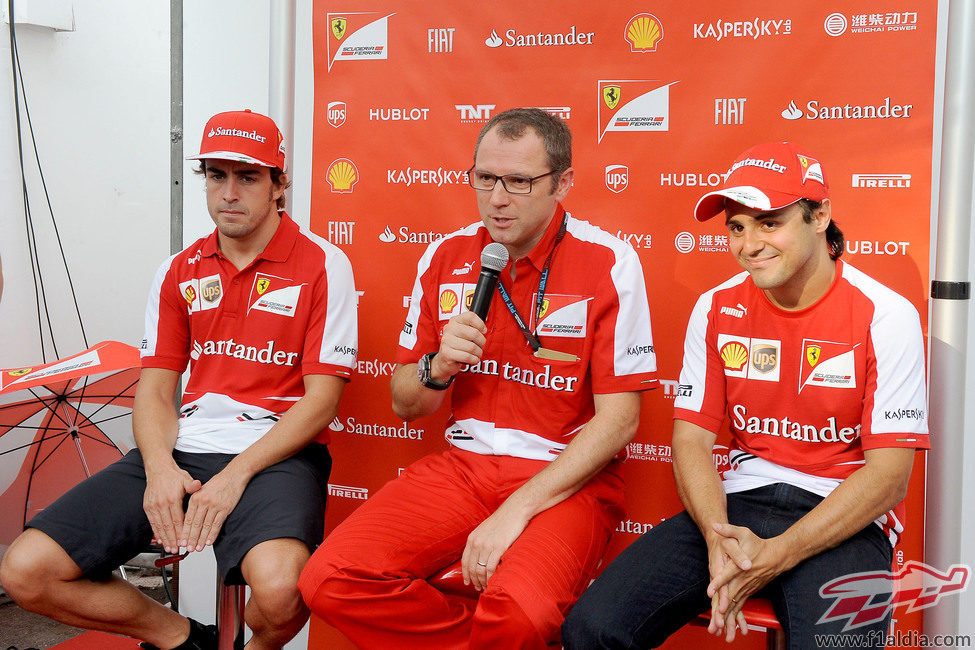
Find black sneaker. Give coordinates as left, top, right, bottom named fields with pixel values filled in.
left=139, top=617, right=218, bottom=650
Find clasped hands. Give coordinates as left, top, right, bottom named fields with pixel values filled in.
left=705, top=522, right=786, bottom=642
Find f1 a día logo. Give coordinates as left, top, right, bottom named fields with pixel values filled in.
left=597, top=80, right=678, bottom=143
left=326, top=12, right=394, bottom=71
left=818, top=561, right=969, bottom=631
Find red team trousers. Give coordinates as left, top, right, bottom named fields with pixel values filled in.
left=298, top=447, right=625, bottom=649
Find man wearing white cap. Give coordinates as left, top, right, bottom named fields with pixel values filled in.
left=1, top=110, right=358, bottom=650
left=563, top=142, right=929, bottom=648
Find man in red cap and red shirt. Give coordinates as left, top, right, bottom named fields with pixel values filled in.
left=563, top=141, right=929, bottom=648
left=0, top=110, right=358, bottom=650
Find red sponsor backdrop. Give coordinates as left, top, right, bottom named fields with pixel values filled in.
left=308, top=2, right=935, bottom=647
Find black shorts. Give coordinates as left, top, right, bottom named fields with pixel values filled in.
left=28, top=444, right=331, bottom=584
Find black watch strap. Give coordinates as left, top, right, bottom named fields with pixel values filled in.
left=418, top=352, right=453, bottom=390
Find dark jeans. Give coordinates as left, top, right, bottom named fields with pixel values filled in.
left=562, top=483, right=893, bottom=649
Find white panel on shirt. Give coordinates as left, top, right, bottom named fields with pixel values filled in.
left=174, top=392, right=300, bottom=454
left=448, top=417, right=583, bottom=460
left=565, top=216, right=657, bottom=378
left=140, top=253, right=180, bottom=358
left=675, top=272, right=749, bottom=414
left=399, top=223, right=484, bottom=352
left=298, top=225, right=359, bottom=368
left=842, top=264, right=927, bottom=436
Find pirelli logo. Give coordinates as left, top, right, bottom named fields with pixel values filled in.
left=327, top=483, right=369, bottom=500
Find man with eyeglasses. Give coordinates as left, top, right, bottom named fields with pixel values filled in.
left=299, top=107, right=658, bottom=648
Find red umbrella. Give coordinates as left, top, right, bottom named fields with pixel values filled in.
left=0, top=340, right=141, bottom=550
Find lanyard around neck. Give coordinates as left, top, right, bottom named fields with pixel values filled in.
left=495, top=215, right=568, bottom=353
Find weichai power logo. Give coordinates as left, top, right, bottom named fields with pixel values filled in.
left=327, top=158, right=359, bottom=193
left=326, top=12, right=394, bottom=71
left=624, top=14, right=663, bottom=52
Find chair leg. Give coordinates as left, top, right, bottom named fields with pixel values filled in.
left=216, top=579, right=245, bottom=650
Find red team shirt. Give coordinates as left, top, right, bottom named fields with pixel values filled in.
left=140, top=214, right=358, bottom=453
left=397, top=206, right=658, bottom=462
left=674, top=260, right=929, bottom=544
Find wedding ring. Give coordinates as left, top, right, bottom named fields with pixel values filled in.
left=477, top=561, right=487, bottom=567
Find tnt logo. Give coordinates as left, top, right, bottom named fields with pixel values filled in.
left=455, top=104, right=495, bottom=122
left=605, top=164, right=629, bottom=193
left=818, top=561, right=970, bottom=631
left=327, top=101, right=347, bottom=128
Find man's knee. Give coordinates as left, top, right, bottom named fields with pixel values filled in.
left=241, top=539, right=309, bottom=624
left=0, top=529, right=80, bottom=608
left=472, top=586, right=551, bottom=649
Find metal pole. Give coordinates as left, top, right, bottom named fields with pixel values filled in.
left=269, top=0, right=296, bottom=211
left=925, top=0, right=974, bottom=637
left=171, top=0, right=183, bottom=256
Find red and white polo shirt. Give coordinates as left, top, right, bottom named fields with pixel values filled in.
left=674, top=260, right=929, bottom=544
left=141, top=213, right=357, bottom=453
left=398, top=206, right=658, bottom=461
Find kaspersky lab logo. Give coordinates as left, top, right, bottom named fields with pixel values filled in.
left=818, top=561, right=969, bottom=631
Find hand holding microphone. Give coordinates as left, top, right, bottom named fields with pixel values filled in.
left=433, top=243, right=509, bottom=381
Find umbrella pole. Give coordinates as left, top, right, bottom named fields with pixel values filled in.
left=69, top=426, right=92, bottom=477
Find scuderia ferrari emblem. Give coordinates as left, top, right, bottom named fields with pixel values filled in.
left=257, top=277, right=271, bottom=295
left=331, top=17, right=348, bottom=40
left=806, top=344, right=821, bottom=367
left=603, top=85, right=621, bottom=109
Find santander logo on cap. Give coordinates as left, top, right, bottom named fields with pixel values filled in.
left=188, top=109, right=286, bottom=169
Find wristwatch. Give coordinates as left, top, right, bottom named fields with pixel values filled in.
left=417, top=352, right=453, bottom=390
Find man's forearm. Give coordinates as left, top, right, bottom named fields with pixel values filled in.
left=222, top=375, right=345, bottom=482
left=390, top=363, right=448, bottom=421
left=500, top=391, right=640, bottom=521
left=132, top=368, right=181, bottom=469
left=672, top=419, right=728, bottom=542
left=768, top=447, right=914, bottom=571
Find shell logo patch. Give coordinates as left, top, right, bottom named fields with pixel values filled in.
left=437, top=283, right=476, bottom=320
left=720, top=340, right=748, bottom=371
left=717, top=334, right=780, bottom=382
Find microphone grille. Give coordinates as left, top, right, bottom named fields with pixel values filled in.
left=481, top=242, right=509, bottom=272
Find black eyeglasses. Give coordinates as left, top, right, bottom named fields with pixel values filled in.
left=466, top=166, right=557, bottom=194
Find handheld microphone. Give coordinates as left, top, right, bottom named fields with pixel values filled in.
left=469, top=242, right=509, bottom=321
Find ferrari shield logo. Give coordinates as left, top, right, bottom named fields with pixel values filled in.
left=257, top=277, right=271, bottom=295
left=184, top=286, right=197, bottom=304
left=8, top=368, right=31, bottom=377
left=331, top=17, right=348, bottom=40
left=603, top=85, right=621, bottom=110
left=538, top=298, right=551, bottom=321
left=806, top=344, right=822, bottom=367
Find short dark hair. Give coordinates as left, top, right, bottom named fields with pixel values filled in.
left=474, top=108, right=571, bottom=192
left=798, top=199, right=844, bottom=260
left=194, top=161, right=290, bottom=210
